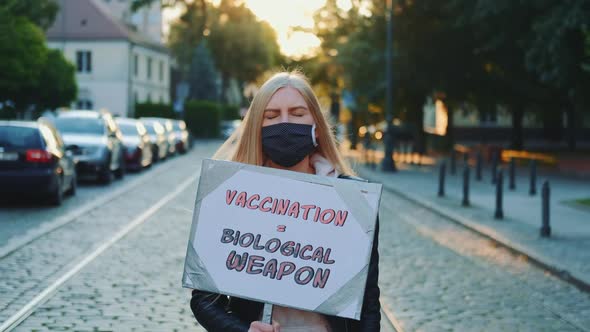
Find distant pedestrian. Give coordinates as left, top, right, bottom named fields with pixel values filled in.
left=189, top=71, right=382, bottom=332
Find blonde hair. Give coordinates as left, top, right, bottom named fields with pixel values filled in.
left=213, top=71, right=354, bottom=175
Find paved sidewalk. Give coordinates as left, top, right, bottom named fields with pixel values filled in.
left=354, top=160, right=590, bottom=290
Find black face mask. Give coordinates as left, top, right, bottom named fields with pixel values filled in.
left=261, top=122, right=318, bottom=167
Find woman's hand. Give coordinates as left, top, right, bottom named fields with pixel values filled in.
left=248, top=321, right=281, bottom=332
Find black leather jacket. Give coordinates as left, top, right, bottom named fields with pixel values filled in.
left=190, top=175, right=381, bottom=331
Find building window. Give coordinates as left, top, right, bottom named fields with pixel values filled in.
left=76, top=99, right=93, bottom=110
left=76, top=51, right=92, bottom=73
left=146, top=93, right=151, bottom=103
left=134, top=54, right=139, bottom=77
left=147, top=57, right=152, bottom=80
left=159, top=60, right=164, bottom=82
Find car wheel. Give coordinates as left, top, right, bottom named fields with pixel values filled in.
left=50, top=176, right=64, bottom=206
left=100, top=155, right=113, bottom=184
left=114, top=158, right=125, bottom=179
left=152, top=147, right=159, bottom=163
left=66, top=173, right=77, bottom=196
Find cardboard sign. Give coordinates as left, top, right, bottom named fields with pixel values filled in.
left=182, top=159, right=382, bottom=320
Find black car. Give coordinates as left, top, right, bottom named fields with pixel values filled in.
left=0, top=119, right=77, bottom=205
left=53, top=110, right=125, bottom=184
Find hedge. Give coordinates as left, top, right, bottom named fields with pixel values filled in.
left=220, top=104, right=240, bottom=120
left=134, top=102, right=175, bottom=119
left=184, top=100, right=221, bottom=138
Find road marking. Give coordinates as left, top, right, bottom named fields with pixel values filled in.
left=0, top=155, right=188, bottom=260
left=0, top=173, right=199, bottom=332
left=380, top=298, right=404, bottom=332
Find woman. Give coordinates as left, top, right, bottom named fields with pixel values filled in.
left=190, top=71, right=381, bottom=332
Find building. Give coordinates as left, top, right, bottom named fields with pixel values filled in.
left=98, top=0, right=163, bottom=43
left=46, top=0, right=170, bottom=117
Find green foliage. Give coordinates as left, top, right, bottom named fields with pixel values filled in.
left=220, top=104, right=240, bottom=120
left=0, top=105, right=17, bottom=120
left=134, top=102, right=175, bottom=119
left=309, top=0, right=590, bottom=150
left=0, top=9, right=77, bottom=115
left=188, top=41, right=219, bottom=101
left=207, top=0, right=280, bottom=84
left=0, top=13, right=48, bottom=109
left=37, top=49, right=77, bottom=110
left=0, top=0, right=59, bottom=30
left=167, top=1, right=208, bottom=75
left=168, top=0, right=280, bottom=102
left=183, top=100, right=221, bottom=137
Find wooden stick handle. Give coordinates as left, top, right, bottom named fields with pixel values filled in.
left=261, top=303, right=274, bottom=324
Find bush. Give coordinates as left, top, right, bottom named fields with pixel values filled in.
left=134, top=102, right=175, bottom=119
left=0, top=106, right=17, bottom=120
left=184, top=100, right=221, bottom=138
left=220, top=104, right=241, bottom=120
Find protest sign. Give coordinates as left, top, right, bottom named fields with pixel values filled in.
left=182, top=159, right=382, bottom=319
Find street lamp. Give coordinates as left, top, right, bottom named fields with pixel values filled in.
left=381, top=0, right=397, bottom=172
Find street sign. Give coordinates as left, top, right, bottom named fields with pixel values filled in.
left=182, top=159, right=382, bottom=319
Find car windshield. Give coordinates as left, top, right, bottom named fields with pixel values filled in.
left=0, top=126, right=42, bottom=149
left=144, top=123, right=156, bottom=135
left=54, top=117, right=105, bottom=135
left=118, top=123, right=138, bottom=136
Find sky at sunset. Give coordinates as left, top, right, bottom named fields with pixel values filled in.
left=163, top=0, right=354, bottom=58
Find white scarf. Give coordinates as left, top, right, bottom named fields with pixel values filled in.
left=310, top=153, right=339, bottom=178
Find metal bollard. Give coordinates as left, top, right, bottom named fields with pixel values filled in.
left=438, top=162, right=446, bottom=197
left=509, top=158, right=516, bottom=190
left=529, top=160, right=537, bottom=196
left=494, top=169, right=504, bottom=219
left=540, top=181, right=551, bottom=237
left=463, top=152, right=469, bottom=168
left=491, top=153, right=498, bottom=185
left=450, top=149, right=457, bottom=175
left=462, top=166, right=470, bottom=207
left=476, top=151, right=483, bottom=181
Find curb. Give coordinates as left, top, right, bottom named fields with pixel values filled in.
left=358, top=168, right=590, bottom=294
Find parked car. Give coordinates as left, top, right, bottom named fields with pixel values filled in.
left=172, top=120, right=191, bottom=154
left=53, top=110, right=125, bottom=184
left=0, top=119, right=77, bottom=205
left=141, top=117, right=176, bottom=157
left=115, top=118, right=152, bottom=171
left=221, top=119, right=242, bottom=139
left=141, top=120, right=168, bottom=162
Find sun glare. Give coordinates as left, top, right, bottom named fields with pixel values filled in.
left=163, top=0, right=354, bottom=59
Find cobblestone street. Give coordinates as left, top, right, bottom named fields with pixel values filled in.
left=1, top=141, right=589, bottom=331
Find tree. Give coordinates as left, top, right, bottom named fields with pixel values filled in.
left=167, top=0, right=280, bottom=103
left=0, top=8, right=77, bottom=117
left=0, top=13, right=48, bottom=110
left=206, top=0, right=280, bottom=101
left=525, top=0, right=590, bottom=150
left=37, top=49, right=77, bottom=111
left=0, top=0, right=59, bottom=30
left=188, top=40, right=219, bottom=101
left=167, top=0, right=208, bottom=76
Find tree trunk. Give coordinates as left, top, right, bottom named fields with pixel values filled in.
left=510, top=103, right=524, bottom=150
left=445, top=101, right=455, bottom=151
left=410, top=96, right=426, bottom=154
left=566, top=107, right=577, bottom=151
